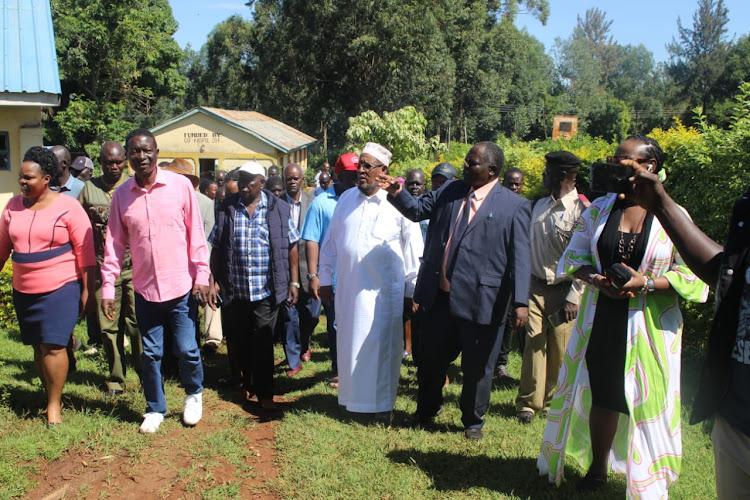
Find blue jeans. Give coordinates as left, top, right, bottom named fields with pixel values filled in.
left=282, top=291, right=321, bottom=369
left=135, top=291, right=203, bottom=415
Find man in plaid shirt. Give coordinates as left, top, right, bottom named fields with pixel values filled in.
left=208, top=162, right=300, bottom=410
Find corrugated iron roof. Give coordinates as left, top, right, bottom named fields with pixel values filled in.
left=0, top=0, right=60, bottom=97
left=200, top=107, right=316, bottom=153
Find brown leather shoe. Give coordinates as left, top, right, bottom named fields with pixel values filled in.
left=301, top=349, right=312, bottom=362
left=286, top=365, right=303, bottom=377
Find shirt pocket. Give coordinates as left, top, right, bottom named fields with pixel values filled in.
left=555, top=215, right=577, bottom=244
left=372, top=214, right=400, bottom=242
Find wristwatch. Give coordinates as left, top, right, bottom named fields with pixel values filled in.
left=641, top=276, right=655, bottom=294
left=307, top=273, right=318, bottom=280
left=289, top=282, right=300, bottom=288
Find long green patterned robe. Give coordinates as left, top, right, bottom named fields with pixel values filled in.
left=537, top=194, right=709, bottom=499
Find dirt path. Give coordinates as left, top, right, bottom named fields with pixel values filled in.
left=27, top=392, right=282, bottom=500
left=25, top=349, right=292, bottom=500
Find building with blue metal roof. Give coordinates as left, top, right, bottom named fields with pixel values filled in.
left=0, top=0, right=61, bottom=206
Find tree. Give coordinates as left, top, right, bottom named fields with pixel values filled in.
left=47, top=0, right=185, bottom=150
left=494, top=24, right=556, bottom=140
left=183, top=16, right=258, bottom=111
left=667, top=0, right=730, bottom=115
left=247, top=0, right=457, bottom=152
left=705, top=34, right=750, bottom=127
left=554, top=8, right=664, bottom=138
left=237, top=0, right=550, bottom=149
left=345, top=106, right=435, bottom=166
left=610, top=44, right=669, bottom=133
left=576, top=8, right=617, bottom=86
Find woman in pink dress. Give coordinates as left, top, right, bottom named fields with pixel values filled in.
left=0, top=146, right=95, bottom=425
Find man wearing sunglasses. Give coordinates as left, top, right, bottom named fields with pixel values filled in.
left=318, top=143, right=424, bottom=424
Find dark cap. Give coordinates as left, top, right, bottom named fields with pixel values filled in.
left=71, top=156, right=94, bottom=172
left=432, top=162, right=458, bottom=179
left=545, top=151, right=582, bottom=169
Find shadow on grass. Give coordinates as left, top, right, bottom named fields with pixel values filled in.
left=491, top=401, right=520, bottom=419
left=388, top=450, right=548, bottom=497
left=387, top=449, right=624, bottom=499
left=0, top=385, right=143, bottom=423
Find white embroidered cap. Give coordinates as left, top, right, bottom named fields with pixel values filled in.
left=361, top=142, right=392, bottom=167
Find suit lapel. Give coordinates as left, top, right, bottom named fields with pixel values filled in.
left=300, top=191, right=310, bottom=224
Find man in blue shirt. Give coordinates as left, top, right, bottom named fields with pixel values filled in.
left=51, top=145, right=84, bottom=199
left=300, top=153, right=359, bottom=387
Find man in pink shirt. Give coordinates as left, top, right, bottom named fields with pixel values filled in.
left=101, top=129, right=211, bottom=433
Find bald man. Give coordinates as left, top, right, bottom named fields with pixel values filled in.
left=280, top=163, right=319, bottom=376
left=52, top=145, right=84, bottom=198
left=79, top=141, right=142, bottom=396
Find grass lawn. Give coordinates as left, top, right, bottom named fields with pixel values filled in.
left=0, top=316, right=716, bottom=499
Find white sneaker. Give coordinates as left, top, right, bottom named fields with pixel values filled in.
left=183, top=393, right=203, bottom=426
left=139, top=412, right=164, bottom=433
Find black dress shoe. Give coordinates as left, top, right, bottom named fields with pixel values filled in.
left=464, top=428, right=484, bottom=441
left=403, top=406, right=443, bottom=427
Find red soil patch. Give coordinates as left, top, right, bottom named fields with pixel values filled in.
left=26, top=393, right=286, bottom=499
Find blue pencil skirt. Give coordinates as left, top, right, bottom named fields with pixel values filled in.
left=13, top=280, right=81, bottom=346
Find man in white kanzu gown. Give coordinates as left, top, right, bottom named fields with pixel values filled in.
left=319, top=143, right=424, bottom=421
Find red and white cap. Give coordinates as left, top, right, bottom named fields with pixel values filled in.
left=334, top=153, right=359, bottom=174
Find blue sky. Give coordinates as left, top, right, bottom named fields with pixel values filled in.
left=169, top=0, right=750, bottom=63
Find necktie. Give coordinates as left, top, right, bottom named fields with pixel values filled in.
left=447, top=193, right=472, bottom=280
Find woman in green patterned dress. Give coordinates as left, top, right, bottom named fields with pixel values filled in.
left=537, top=136, right=709, bottom=498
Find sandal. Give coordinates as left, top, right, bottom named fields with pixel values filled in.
left=327, top=376, right=338, bottom=388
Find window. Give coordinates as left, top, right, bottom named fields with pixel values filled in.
left=559, top=121, right=572, bottom=133
left=0, top=133, right=8, bottom=170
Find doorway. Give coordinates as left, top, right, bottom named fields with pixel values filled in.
left=199, top=158, right=217, bottom=178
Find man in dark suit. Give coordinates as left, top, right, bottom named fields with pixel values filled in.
left=379, top=141, right=531, bottom=440
left=281, top=163, right=320, bottom=377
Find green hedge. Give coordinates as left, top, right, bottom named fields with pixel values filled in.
left=0, top=262, right=14, bottom=329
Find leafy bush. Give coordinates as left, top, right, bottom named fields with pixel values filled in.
left=0, top=262, right=15, bottom=329
left=346, top=106, right=439, bottom=167
left=654, top=83, right=750, bottom=243
left=649, top=83, right=750, bottom=353
left=498, top=134, right=617, bottom=200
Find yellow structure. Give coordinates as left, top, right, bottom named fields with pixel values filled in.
left=0, top=108, right=47, bottom=208
left=151, top=107, right=317, bottom=177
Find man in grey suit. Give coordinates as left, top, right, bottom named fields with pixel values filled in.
left=281, top=163, right=320, bottom=377
left=380, top=141, right=531, bottom=440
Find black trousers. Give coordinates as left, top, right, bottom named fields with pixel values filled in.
left=223, top=297, right=279, bottom=399
left=416, top=291, right=506, bottom=429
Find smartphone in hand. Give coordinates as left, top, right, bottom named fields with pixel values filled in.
left=547, top=308, right=568, bottom=328
left=590, top=161, right=634, bottom=194
left=605, top=263, right=633, bottom=290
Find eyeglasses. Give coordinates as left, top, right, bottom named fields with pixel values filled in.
left=607, top=155, right=652, bottom=165
left=358, top=160, right=384, bottom=171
